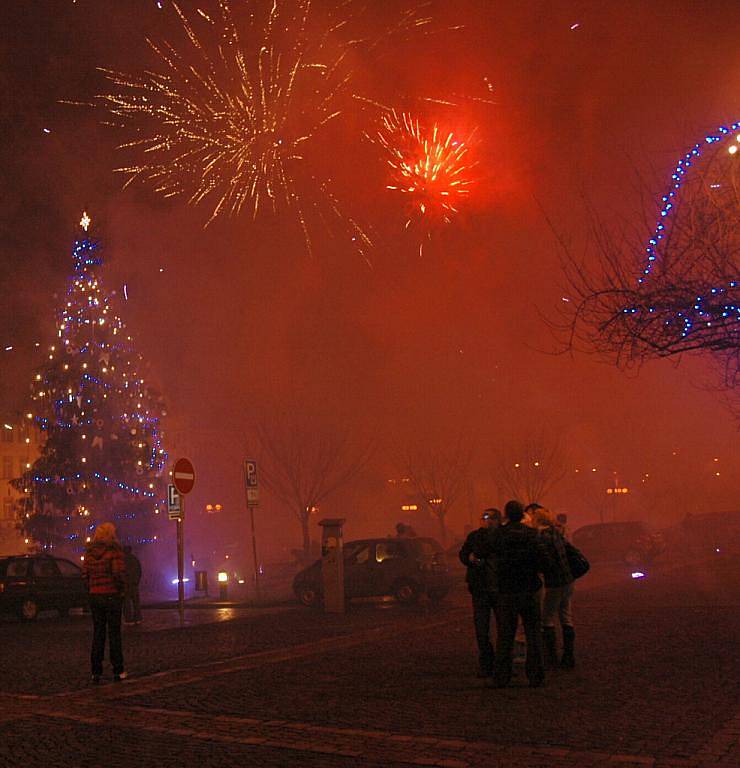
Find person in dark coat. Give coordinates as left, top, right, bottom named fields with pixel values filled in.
left=82, top=522, right=126, bottom=683
left=458, top=508, right=501, bottom=677
left=123, top=545, right=143, bottom=624
left=482, top=500, right=551, bottom=688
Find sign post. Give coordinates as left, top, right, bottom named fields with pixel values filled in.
left=172, top=458, right=195, bottom=625
left=244, top=459, right=260, bottom=603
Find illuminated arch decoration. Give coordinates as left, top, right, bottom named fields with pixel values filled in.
left=640, top=121, right=739, bottom=282
left=630, top=122, right=739, bottom=341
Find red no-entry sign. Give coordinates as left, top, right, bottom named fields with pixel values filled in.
left=173, top=457, right=195, bottom=495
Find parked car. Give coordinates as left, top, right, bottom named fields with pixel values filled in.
left=572, top=522, right=664, bottom=566
left=292, top=537, right=453, bottom=607
left=0, top=554, right=88, bottom=621
left=663, top=510, right=740, bottom=558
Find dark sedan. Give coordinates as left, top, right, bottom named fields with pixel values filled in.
left=0, top=554, right=88, bottom=620
left=293, top=537, right=453, bottom=607
left=572, top=521, right=664, bottom=566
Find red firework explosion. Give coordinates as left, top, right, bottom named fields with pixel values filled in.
left=376, top=110, right=477, bottom=234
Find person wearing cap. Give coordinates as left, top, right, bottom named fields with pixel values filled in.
left=458, top=508, right=501, bottom=678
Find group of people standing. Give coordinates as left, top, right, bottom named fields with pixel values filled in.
left=459, top=499, right=577, bottom=688
left=82, top=522, right=142, bottom=683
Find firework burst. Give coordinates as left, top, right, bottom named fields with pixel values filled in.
left=374, top=110, right=477, bottom=250
left=93, top=0, right=440, bottom=258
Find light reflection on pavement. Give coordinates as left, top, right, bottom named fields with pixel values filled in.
left=0, top=604, right=299, bottom=631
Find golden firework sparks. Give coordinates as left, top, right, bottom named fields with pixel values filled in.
left=94, top=0, right=437, bottom=259
left=374, top=109, right=477, bottom=244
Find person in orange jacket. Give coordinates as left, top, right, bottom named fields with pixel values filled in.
left=83, top=522, right=127, bottom=683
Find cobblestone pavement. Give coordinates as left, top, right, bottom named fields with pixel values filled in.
left=0, top=603, right=297, bottom=632
left=0, top=556, right=738, bottom=767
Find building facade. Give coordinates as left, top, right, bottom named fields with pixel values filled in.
left=0, top=418, right=42, bottom=555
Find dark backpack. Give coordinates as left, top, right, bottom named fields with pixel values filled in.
left=564, top=541, right=590, bottom=579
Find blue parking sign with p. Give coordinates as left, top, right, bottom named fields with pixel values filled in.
left=245, top=460, right=258, bottom=488
left=167, top=484, right=181, bottom=519
left=245, top=460, right=259, bottom=507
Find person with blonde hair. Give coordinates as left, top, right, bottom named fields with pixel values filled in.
left=531, top=506, right=576, bottom=669
left=529, top=505, right=556, bottom=531
left=83, top=522, right=127, bottom=683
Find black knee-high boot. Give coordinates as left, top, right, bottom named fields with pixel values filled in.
left=561, top=625, right=575, bottom=668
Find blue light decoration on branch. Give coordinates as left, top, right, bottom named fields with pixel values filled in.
left=634, top=122, right=740, bottom=339
left=639, top=122, right=740, bottom=282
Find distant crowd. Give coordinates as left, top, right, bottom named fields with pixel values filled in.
left=458, top=500, right=588, bottom=688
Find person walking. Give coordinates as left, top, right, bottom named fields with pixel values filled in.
left=458, top=508, right=501, bottom=678
left=123, top=545, right=143, bottom=624
left=530, top=507, right=576, bottom=668
left=83, top=522, right=127, bottom=683
left=482, top=500, right=551, bottom=688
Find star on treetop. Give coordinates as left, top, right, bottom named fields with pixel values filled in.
left=80, top=211, right=92, bottom=231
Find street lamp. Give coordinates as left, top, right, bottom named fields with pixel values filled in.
left=217, top=570, right=228, bottom=600
left=605, top=472, right=629, bottom=521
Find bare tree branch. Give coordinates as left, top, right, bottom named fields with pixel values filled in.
left=547, top=136, right=739, bottom=397
left=404, top=437, right=472, bottom=542
left=250, top=409, right=373, bottom=560
left=497, top=431, right=569, bottom=506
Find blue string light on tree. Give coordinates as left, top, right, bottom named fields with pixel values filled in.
left=640, top=122, right=740, bottom=283
left=632, top=121, right=739, bottom=341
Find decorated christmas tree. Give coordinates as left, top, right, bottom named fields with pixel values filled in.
left=13, top=212, right=168, bottom=555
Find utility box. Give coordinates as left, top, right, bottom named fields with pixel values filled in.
left=319, top=518, right=345, bottom=614
left=194, top=570, right=208, bottom=594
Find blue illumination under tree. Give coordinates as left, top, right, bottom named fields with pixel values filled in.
left=12, top=213, right=168, bottom=554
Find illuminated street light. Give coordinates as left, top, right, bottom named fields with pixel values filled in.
left=217, top=570, right=229, bottom=600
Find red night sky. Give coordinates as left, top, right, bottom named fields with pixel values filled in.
left=0, top=1, right=737, bottom=559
